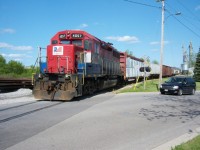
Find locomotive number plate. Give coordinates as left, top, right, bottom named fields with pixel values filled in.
left=71, top=33, right=83, bottom=38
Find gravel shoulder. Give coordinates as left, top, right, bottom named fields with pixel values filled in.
left=0, top=89, right=34, bottom=105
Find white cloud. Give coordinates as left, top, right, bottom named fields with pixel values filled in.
left=0, top=28, right=15, bottom=34
left=2, top=53, right=25, bottom=58
left=80, top=23, right=88, bottom=28
left=164, top=41, right=170, bottom=44
left=150, top=49, right=159, bottom=52
left=0, top=42, right=33, bottom=51
left=13, top=58, right=23, bottom=61
left=1, top=53, right=32, bottom=61
left=150, top=41, right=160, bottom=45
left=105, top=35, right=140, bottom=43
left=149, top=41, right=169, bottom=45
left=195, top=5, right=200, bottom=11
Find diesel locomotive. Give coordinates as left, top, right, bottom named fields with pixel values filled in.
left=33, top=30, right=122, bottom=100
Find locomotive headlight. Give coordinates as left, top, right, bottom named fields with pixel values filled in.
left=65, top=74, right=70, bottom=79
left=173, top=86, right=179, bottom=89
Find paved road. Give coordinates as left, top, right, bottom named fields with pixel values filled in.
left=0, top=91, right=200, bottom=150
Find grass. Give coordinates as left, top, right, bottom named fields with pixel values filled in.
left=116, top=78, right=200, bottom=93
left=196, top=82, right=200, bottom=91
left=116, top=78, right=165, bottom=93
left=171, top=135, right=200, bottom=150
left=0, top=73, right=32, bottom=79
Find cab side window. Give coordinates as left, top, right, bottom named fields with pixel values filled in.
left=94, top=42, right=100, bottom=54
left=84, top=40, right=89, bottom=50
left=84, top=40, right=92, bottom=50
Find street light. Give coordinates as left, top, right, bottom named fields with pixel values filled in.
left=166, top=12, right=181, bottom=20
left=157, top=0, right=181, bottom=88
left=158, top=0, right=165, bottom=88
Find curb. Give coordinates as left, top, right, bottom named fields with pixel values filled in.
left=152, top=127, right=200, bottom=150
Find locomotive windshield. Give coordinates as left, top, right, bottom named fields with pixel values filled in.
left=60, top=40, right=82, bottom=46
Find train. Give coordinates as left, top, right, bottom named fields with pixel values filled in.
left=33, top=30, right=179, bottom=101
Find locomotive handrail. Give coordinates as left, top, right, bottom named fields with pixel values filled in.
left=39, top=56, right=47, bottom=73
left=82, top=73, right=85, bottom=85
left=56, top=56, right=69, bottom=73
left=32, top=73, right=35, bottom=85
left=101, top=58, right=104, bottom=75
left=38, top=47, right=47, bottom=73
left=75, top=76, right=78, bottom=87
left=79, top=52, right=85, bottom=85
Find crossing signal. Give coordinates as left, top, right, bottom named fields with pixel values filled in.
left=139, top=67, right=151, bottom=72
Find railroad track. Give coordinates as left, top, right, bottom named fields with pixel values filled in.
left=0, top=78, right=33, bottom=92
left=0, top=101, right=63, bottom=124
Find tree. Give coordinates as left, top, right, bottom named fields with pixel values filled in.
left=125, top=49, right=134, bottom=56
left=146, top=57, right=150, bottom=63
left=6, top=60, right=25, bottom=74
left=152, top=60, right=159, bottom=64
left=193, top=48, right=200, bottom=81
left=0, top=55, right=6, bottom=74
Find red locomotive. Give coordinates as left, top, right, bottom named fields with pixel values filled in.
left=33, top=30, right=177, bottom=101
left=33, top=30, right=121, bottom=100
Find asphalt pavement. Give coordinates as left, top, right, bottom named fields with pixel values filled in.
left=1, top=91, right=200, bottom=150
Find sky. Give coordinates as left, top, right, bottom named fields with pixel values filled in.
left=0, top=0, right=200, bottom=68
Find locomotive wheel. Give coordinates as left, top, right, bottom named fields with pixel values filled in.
left=83, top=79, right=97, bottom=95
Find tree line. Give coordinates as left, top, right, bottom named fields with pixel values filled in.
left=0, top=55, right=36, bottom=78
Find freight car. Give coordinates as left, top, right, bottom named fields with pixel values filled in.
left=120, top=52, right=144, bottom=81
left=162, top=65, right=173, bottom=77
left=119, top=54, right=174, bottom=80
left=33, top=30, right=176, bottom=101
left=148, top=64, right=175, bottom=78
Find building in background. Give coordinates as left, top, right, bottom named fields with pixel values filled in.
left=181, top=42, right=197, bottom=75
left=181, top=45, right=189, bottom=74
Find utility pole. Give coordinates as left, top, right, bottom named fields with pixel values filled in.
left=159, top=0, right=165, bottom=87
left=189, top=41, right=193, bottom=68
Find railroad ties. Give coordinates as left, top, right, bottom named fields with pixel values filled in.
left=0, top=78, right=33, bottom=93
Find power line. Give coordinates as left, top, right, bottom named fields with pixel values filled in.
left=165, top=2, right=200, bottom=32
left=176, top=0, right=200, bottom=23
left=180, top=15, right=200, bottom=32
left=123, top=0, right=200, bottom=39
left=124, top=0, right=161, bottom=9
left=166, top=10, right=200, bottom=39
